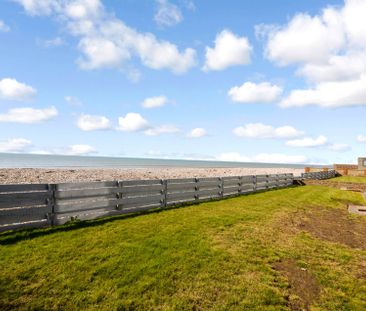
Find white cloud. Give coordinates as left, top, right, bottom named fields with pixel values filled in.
left=117, top=112, right=149, bottom=132
left=228, top=82, right=282, bottom=103
left=0, top=138, right=32, bottom=153
left=39, top=37, right=64, bottom=47
left=280, top=75, right=366, bottom=108
left=65, top=144, right=96, bottom=155
left=216, top=152, right=308, bottom=164
left=0, top=20, right=10, bottom=32
left=297, top=52, right=366, bottom=83
left=0, top=106, right=58, bottom=123
left=233, top=123, right=304, bottom=139
left=142, top=96, right=169, bottom=108
left=286, top=135, right=328, bottom=148
left=77, top=114, right=111, bottom=131
left=187, top=127, right=207, bottom=138
left=144, top=124, right=180, bottom=136
left=0, top=78, right=36, bottom=101
left=15, top=0, right=196, bottom=74
left=154, top=0, right=183, bottom=27
left=357, top=135, right=366, bottom=142
left=259, top=0, right=366, bottom=108
left=203, top=30, right=252, bottom=71
left=65, top=95, right=82, bottom=106
left=263, top=10, right=344, bottom=66
left=328, top=143, right=351, bottom=152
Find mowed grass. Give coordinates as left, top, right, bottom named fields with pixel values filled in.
left=331, top=175, right=366, bottom=183
left=1, top=186, right=366, bottom=310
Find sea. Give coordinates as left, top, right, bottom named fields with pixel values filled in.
left=0, top=153, right=321, bottom=169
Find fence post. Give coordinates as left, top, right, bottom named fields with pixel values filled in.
left=162, top=179, right=167, bottom=208
left=47, top=184, right=56, bottom=227
left=195, top=178, right=199, bottom=201
left=253, top=175, right=257, bottom=192
left=220, top=177, right=224, bottom=198
left=238, top=176, right=242, bottom=194
left=116, top=180, right=122, bottom=210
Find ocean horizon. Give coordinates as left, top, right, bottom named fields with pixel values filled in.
left=0, top=153, right=323, bottom=169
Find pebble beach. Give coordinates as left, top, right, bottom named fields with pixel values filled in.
left=0, top=167, right=304, bottom=184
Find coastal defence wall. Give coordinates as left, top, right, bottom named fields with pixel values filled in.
left=0, top=171, right=337, bottom=233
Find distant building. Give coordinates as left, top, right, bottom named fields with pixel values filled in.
left=333, top=157, right=366, bottom=176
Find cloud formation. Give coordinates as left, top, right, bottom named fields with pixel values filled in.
left=142, top=96, right=169, bottom=108
left=0, top=78, right=36, bottom=101
left=154, top=0, right=183, bottom=27
left=187, top=128, right=207, bottom=138
left=260, top=0, right=366, bottom=108
left=0, top=138, right=32, bottom=153
left=117, top=112, right=149, bottom=132
left=233, top=123, right=304, bottom=139
left=203, top=30, right=252, bottom=71
left=77, top=114, right=111, bottom=131
left=228, top=82, right=282, bottom=104
left=0, top=106, right=58, bottom=123
left=286, top=135, right=328, bottom=148
left=15, top=0, right=196, bottom=74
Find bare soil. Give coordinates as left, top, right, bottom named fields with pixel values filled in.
left=303, top=180, right=366, bottom=192
left=287, top=206, right=366, bottom=250
left=273, top=259, right=320, bottom=311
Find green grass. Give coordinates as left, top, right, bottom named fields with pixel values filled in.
left=331, top=176, right=366, bottom=183
left=1, top=186, right=366, bottom=310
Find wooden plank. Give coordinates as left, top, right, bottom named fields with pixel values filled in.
left=0, top=219, right=49, bottom=232
left=55, top=197, right=117, bottom=213
left=198, top=180, right=221, bottom=186
left=0, top=206, right=51, bottom=225
left=55, top=187, right=119, bottom=199
left=198, top=184, right=221, bottom=191
left=166, top=178, right=196, bottom=184
left=167, top=183, right=196, bottom=191
left=0, top=192, right=50, bottom=209
left=118, top=201, right=162, bottom=210
left=196, top=177, right=221, bottom=183
left=167, top=192, right=196, bottom=202
left=222, top=191, right=239, bottom=197
left=166, top=198, right=194, bottom=205
left=121, top=179, right=163, bottom=186
left=54, top=208, right=117, bottom=225
left=197, top=189, right=221, bottom=197
left=56, top=181, right=117, bottom=191
left=119, top=194, right=163, bottom=205
left=121, top=184, right=163, bottom=194
left=241, top=176, right=255, bottom=182
left=0, top=183, right=49, bottom=193
left=223, top=185, right=240, bottom=192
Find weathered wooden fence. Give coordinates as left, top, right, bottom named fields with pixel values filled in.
left=301, top=170, right=337, bottom=180
left=0, top=174, right=295, bottom=232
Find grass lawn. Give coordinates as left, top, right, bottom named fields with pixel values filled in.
left=1, top=185, right=366, bottom=310
left=331, top=176, right=366, bottom=183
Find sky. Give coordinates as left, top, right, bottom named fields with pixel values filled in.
left=0, top=0, right=366, bottom=165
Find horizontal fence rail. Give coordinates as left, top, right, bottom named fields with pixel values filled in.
left=301, top=170, right=337, bottom=180
left=0, top=174, right=295, bottom=232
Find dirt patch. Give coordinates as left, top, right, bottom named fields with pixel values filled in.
left=303, top=180, right=366, bottom=192
left=273, top=259, right=320, bottom=311
left=288, top=207, right=366, bottom=250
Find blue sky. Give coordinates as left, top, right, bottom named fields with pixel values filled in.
left=0, top=0, right=365, bottom=164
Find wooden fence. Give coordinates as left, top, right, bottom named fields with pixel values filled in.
left=0, top=174, right=295, bottom=232
left=301, top=170, right=337, bottom=180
